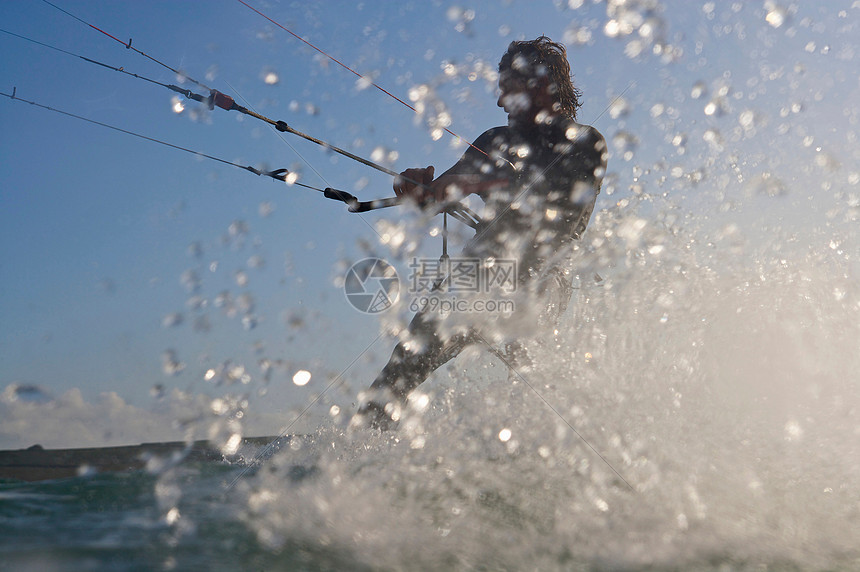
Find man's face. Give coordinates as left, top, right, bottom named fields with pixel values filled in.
left=497, top=71, right=530, bottom=118
left=497, top=69, right=551, bottom=123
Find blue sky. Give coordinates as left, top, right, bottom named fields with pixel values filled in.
left=1, top=1, right=858, bottom=445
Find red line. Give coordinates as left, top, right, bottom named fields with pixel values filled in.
left=236, top=0, right=417, bottom=113
left=87, top=23, right=126, bottom=47
left=238, top=0, right=418, bottom=113
left=42, top=0, right=210, bottom=91
left=236, top=0, right=489, bottom=157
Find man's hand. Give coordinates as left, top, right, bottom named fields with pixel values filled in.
left=393, top=166, right=435, bottom=204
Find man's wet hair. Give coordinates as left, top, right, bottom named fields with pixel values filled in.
left=498, top=36, right=582, bottom=120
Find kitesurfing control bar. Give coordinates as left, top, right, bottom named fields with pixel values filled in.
left=323, top=188, right=399, bottom=213
left=322, top=186, right=477, bottom=224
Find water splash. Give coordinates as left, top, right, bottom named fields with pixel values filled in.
left=238, top=191, right=859, bottom=568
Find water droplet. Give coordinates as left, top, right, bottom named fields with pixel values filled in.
left=229, top=220, right=248, bottom=238
left=171, top=96, right=185, bottom=114
left=164, top=507, right=181, bottom=526
left=227, top=365, right=250, bottom=385
left=691, top=81, right=707, bottom=99
left=764, top=2, right=788, bottom=28
left=751, top=173, right=787, bottom=197
left=814, top=152, right=840, bottom=171
left=408, top=84, right=429, bottom=103
left=624, top=39, right=645, bottom=59
left=784, top=420, right=803, bottom=441
left=180, top=270, right=200, bottom=293
left=370, top=146, right=398, bottom=167
left=221, top=433, right=243, bottom=455
left=211, top=398, right=228, bottom=415
left=293, top=370, right=311, bottom=386
left=411, top=393, right=430, bottom=412
left=609, top=97, right=630, bottom=119
left=371, top=147, right=386, bottom=162
left=259, top=202, right=275, bottom=218
left=738, top=109, right=759, bottom=133
left=704, top=99, right=720, bottom=116
left=703, top=128, right=723, bottom=150
left=612, top=132, right=638, bottom=161
left=162, top=313, right=183, bottom=328
left=162, top=350, right=185, bottom=376
left=564, top=24, right=593, bottom=46
left=187, top=242, right=203, bottom=258
left=356, top=76, right=373, bottom=91
left=565, top=125, right=582, bottom=140
left=604, top=19, right=621, bottom=38
left=446, top=6, right=475, bottom=34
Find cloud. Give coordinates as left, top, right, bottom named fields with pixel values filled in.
left=0, top=384, right=189, bottom=450
left=0, top=383, right=285, bottom=451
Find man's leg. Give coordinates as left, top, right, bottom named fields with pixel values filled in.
left=354, top=268, right=574, bottom=429
left=355, top=311, right=476, bottom=429
left=495, top=266, right=574, bottom=372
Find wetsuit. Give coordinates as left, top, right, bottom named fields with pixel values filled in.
left=362, top=117, right=606, bottom=424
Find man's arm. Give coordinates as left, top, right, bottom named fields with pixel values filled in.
left=394, top=169, right=509, bottom=205
left=554, top=125, right=607, bottom=239
left=393, top=127, right=513, bottom=206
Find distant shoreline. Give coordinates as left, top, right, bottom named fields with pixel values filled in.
left=0, top=435, right=285, bottom=482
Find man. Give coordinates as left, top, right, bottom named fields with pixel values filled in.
left=354, top=36, right=607, bottom=430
